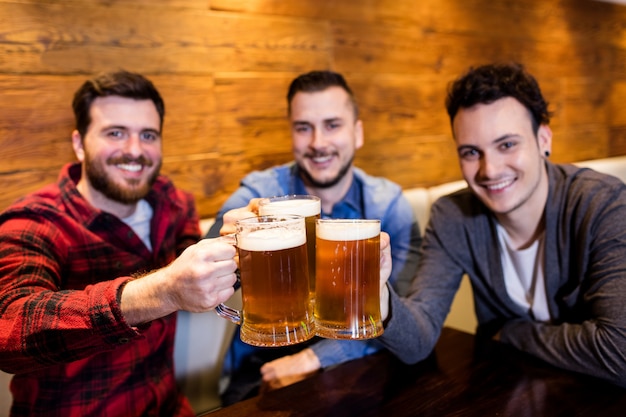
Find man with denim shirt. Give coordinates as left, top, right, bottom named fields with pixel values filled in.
left=208, top=70, right=421, bottom=405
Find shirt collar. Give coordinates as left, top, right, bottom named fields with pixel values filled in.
left=291, top=164, right=363, bottom=218
left=60, top=162, right=179, bottom=226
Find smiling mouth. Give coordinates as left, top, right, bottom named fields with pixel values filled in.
left=311, top=155, right=333, bottom=163
left=117, top=163, right=144, bottom=173
left=484, top=179, right=514, bottom=191
left=109, top=155, right=153, bottom=174
left=306, top=151, right=338, bottom=164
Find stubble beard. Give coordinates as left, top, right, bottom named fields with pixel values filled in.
left=298, top=155, right=354, bottom=189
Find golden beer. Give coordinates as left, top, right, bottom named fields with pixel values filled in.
left=258, top=195, right=321, bottom=295
left=314, top=219, right=383, bottom=339
left=237, top=215, right=314, bottom=346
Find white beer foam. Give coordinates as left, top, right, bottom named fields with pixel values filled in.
left=238, top=227, right=306, bottom=251
left=259, top=199, right=321, bottom=217
left=317, top=221, right=380, bottom=241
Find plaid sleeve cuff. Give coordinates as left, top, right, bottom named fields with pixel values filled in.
left=87, top=277, right=150, bottom=345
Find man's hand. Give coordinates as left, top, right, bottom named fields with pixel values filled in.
left=260, top=348, right=321, bottom=390
left=220, top=198, right=264, bottom=235
left=120, top=237, right=238, bottom=325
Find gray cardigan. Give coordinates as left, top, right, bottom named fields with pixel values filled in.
left=380, top=161, right=626, bottom=387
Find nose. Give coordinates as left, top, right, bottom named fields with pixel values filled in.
left=478, top=152, right=499, bottom=179
left=123, top=134, right=144, bottom=157
left=309, top=127, right=326, bottom=150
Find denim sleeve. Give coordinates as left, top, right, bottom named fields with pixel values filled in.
left=309, top=338, right=384, bottom=368
left=205, top=186, right=260, bottom=238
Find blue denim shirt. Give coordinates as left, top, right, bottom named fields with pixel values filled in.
left=208, top=162, right=421, bottom=392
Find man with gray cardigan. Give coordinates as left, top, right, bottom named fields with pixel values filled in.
left=378, top=62, right=626, bottom=387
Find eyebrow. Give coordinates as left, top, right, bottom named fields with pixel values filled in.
left=292, top=117, right=342, bottom=125
left=456, top=133, right=519, bottom=153
left=494, top=133, right=519, bottom=143
left=103, top=125, right=128, bottom=131
left=103, top=125, right=161, bottom=136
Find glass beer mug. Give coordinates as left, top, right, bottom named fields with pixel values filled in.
left=215, top=215, right=314, bottom=347
left=258, top=195, right=321, bottom=297
left=314, top=219, right=383, bottom=339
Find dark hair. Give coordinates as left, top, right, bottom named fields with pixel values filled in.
left=72, top=70, right=165, bottom=137
left=445, top=63, right=551, bottom=134
left=287, top=70, right=358, bottom=118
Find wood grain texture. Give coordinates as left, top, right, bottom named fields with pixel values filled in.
left=0, top=0, right=625, bottom=219
left=201, top=328, right=626, bottom=417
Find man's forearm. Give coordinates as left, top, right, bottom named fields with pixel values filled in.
left=120, top=269, right=176, bottom=326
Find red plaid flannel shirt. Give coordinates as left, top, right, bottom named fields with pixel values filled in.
left=0, top=163, right=200, bottom=416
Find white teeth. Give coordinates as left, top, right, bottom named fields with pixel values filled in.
left=312, top=155, right=332, bottom=163
left=117, top=164, right=142, bottom=172
left=486, top=179, right=513, bottom=191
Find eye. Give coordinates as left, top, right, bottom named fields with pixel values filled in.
left=107, top=129, right=125, bottom=139
left=293, top=124, right=311, bottom=134
left=140, top=131, right=160, bottom=142
left=459, top=148, right=480, bottom=161
left=500, top=141, right=516, bottom=151
left=326, top=121, right=341, bottom=130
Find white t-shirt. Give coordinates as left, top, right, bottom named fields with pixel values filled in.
left=121, top=199, right=154, bottom=252
left=496, top=223, right=550, bottom=322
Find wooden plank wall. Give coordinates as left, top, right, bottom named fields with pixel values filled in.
left=1, top=0, right=625, bottom=219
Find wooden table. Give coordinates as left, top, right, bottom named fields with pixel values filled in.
left=201, top=327, right=626, bottom=416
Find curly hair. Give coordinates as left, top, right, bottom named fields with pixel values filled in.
left=445, top=63, right=551, bottom=134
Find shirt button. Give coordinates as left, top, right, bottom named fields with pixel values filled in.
left=127, top=231, right=134, bottom=239
left=118, top=337, right=130, bottom=344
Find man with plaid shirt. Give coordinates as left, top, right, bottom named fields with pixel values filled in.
left=0, top=71, right=237, bottom=416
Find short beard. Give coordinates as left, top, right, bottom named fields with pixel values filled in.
left=298, top=155, right=354, bottom=189
left=85, top=153, right=160, bottom=205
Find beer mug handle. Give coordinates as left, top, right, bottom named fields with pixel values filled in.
left=214, top=233, right=242, bottom=325
left=215, top=303, right=241, bottom=324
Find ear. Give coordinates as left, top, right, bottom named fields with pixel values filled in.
left=71, top=130, right=86, bottom=162
left=537, top=124, right=552, bottom=157
left=354, top=119, right=364, bottom=150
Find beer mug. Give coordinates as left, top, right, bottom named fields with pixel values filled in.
left=258, top=195, right=321, bottom=296
left=215, top=215, right=314, bottom=347
left=314, top=219, right=383, bottom=339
